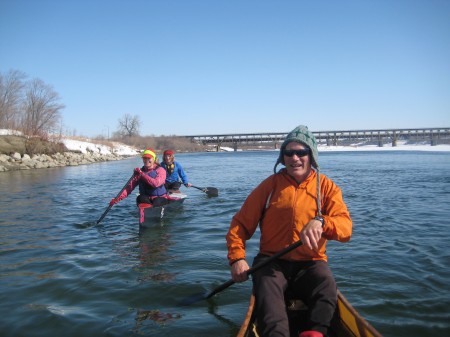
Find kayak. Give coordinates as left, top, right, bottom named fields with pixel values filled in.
left=138, top=193, right=187, bottom=226
left=236, top=289, right=383, bottom=337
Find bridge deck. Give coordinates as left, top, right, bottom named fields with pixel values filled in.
left=181, top=127, right=450, bottom=148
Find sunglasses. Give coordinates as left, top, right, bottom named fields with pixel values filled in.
left=283, top=148, right=310, bottom=157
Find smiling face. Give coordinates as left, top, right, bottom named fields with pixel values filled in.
left=283, top=141, right=312, bottom=183
left=142, top=156, right=154, bottom=169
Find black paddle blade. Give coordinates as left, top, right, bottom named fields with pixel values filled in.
left=179, top=279, right=235, bottom=306
left=205, top=187, right=218, bottom=197
left=178, top=292, right=207, bottom=306
left=75, top=221, right=97, bottom=229
left=191, top=185, right=219, bottom=197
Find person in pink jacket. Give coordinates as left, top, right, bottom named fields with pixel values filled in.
left=109, top=148, right=169, bottom=207
left=226, top=125, right=352, bottom=337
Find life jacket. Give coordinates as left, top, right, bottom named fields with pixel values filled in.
left=165, top=162, right=175, bottom=175
left=139, top=166, right=167, bottom=197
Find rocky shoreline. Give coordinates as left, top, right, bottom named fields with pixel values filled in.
left=0, top=151, right=135, bottom=172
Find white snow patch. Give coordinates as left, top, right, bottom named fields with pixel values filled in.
left=1, top=129, right=139, bottom=156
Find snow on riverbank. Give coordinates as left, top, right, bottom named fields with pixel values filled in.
left=61, top=138, right=139, bottom=156
left=2, top=129, right=449, bottom=154
left=318, top=140, right=450, bottom=152
left=0, top=129, right=139, bottom=156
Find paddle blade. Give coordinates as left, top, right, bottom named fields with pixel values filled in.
left=205, top=187, right=218, bottom=197
left=178, top=292, right=207, bottom=306
left=179, top=279, right=235, bottom=306
left=191, top=185, right=219, bottom=197
left=75, top=221, right=97, bottom=229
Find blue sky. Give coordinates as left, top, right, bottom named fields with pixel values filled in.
left=1, top=0, right=449, bottom=137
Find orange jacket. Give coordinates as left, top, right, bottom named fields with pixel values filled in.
left=226, top=169, right=352, bottom=264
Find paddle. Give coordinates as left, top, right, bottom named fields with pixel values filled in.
left=179, top=240, right=303, bottom=306
left=191, top=185, right=219, bottom=197
left=95, top=174, right=134, bottom=225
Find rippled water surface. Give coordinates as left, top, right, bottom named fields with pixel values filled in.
left=1, top=151, right=449, bottom=337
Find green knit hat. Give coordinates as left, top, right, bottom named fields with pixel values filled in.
left=274, top=125, right=322, bottom=216
left=274, top=125, right=319, bottom=173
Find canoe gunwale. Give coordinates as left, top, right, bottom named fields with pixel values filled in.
left=236, top=294, right=255, bottom=337
left=237, top=290, right=383, bottom=337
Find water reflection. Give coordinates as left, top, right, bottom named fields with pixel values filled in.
left=136, top=227, right=178, bottom=283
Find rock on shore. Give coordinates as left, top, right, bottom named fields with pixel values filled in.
left=0, top=130, right=141, bottom=172
left=0, top=151, right=133, bottom=172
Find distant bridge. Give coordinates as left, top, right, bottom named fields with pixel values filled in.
left=180, top=127, right=450, bottom=151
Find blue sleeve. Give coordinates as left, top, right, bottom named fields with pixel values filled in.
left=175, top=162, right=189, bottom=184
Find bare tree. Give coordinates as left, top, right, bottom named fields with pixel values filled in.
left=22, top=78, right=65, bottom=136
left=0, top=69, right=26, bottom=129
left=117, top=113, right=140, bottom=137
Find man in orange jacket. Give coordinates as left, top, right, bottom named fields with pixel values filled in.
left=226, top=125, right=352, bottom=337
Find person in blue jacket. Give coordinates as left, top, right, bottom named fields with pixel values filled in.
left=161, top=149, right=192, bottom=193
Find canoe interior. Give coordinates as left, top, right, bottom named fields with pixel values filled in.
left=138, top=193, right=187, bottom=226
left=237, top=290, right=382, bottom=337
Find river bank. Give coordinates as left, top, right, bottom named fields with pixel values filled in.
left=0, top=151, right=135, bottom=172
left=0, top=130, right=140, bottom=172
left=1, top=130, right=449, bottom=172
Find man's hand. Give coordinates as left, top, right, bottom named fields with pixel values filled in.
left=230, top=259, right=250, bottom=283
left=300, top=218, right=323, bottom=251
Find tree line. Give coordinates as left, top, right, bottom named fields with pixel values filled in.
left=0, top=69, right=64, bottom=137
left=0, top=69, right=206, bottom=153
left=1, top=69, right=159, bottom=139
left=0, top=69, right=142, bottom=138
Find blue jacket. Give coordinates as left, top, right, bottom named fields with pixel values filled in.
left=161, top=161, right=189, bottom=184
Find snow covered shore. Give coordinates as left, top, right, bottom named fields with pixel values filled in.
left=61, top=138, right=139, bottom=156
left=1, top=129, right=449, bottom=172
left=317, top=140, right=450, bottom=152
left=0, top=129, right=139, bottom=172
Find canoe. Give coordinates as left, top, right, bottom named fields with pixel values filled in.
left=138, top=193, right=187, bottom=226
left=237, top=290, right=383, bottom=337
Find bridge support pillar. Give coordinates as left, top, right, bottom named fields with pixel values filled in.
left=392, top=132, right=397, bottom=147
left=431, top=137, right=437, bottom=146
left=233, top=143, right=238, bottom=151
left=378, top=138, right=383, bottom=147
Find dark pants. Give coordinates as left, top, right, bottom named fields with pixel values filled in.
left=252, top=255, right=337, bottom=337
left=165, top=181, right=181, bottom=191
left=136, top=195, right=168, bottom=207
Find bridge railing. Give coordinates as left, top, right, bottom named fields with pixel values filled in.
left=181, top=127, right=450, bottom=149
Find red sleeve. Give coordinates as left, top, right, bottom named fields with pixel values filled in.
left=140, top=166, right=166, bottom=188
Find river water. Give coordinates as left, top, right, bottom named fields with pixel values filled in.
left=1, top=150, right=449, bottom=337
